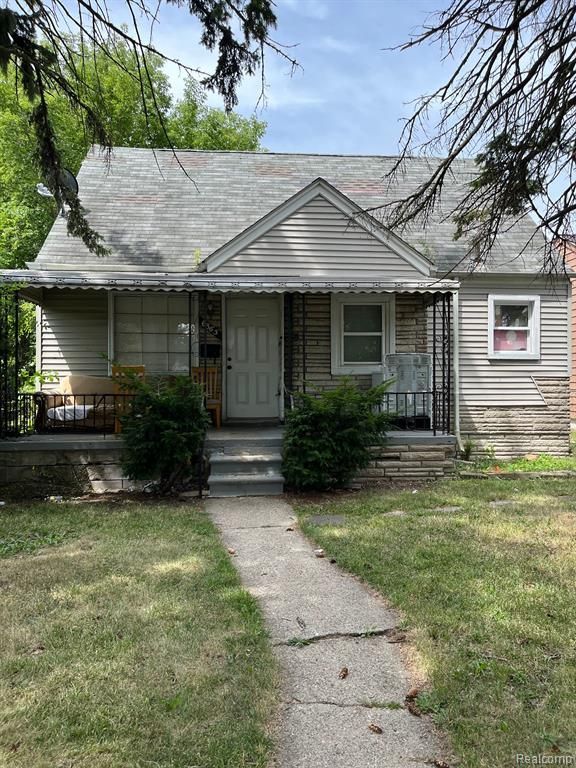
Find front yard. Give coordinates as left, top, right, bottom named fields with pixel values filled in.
left=0, top=500, right=278, bottom=767
left=297, top=479, right=576, bottom=768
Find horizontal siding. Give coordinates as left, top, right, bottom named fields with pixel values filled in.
left=459, top=277, right=569, bottom=406
left=567, top=247, right=576, bottom=416
left=41, top=289, right=108, bottom=383
left=217, top=196, right=427, bottom=278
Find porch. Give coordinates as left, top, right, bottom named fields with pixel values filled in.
left=1, top=281, right=455, bottom=440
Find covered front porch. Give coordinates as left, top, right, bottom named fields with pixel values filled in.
left=1, top=271, right=457, bottom=441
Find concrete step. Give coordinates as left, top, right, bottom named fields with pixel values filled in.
left=209, top=453, right=282, bottom=476
left=206, top=431, right=284, bottom=455
left=208, top=472, right=284, bottom=498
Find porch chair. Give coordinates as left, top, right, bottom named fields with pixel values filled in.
left=191, top=366, right=221, bottom=429
left=111, top=364, right=146, bottom=434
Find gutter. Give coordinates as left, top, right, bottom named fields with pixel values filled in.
left=452, top=290, right=464, bottom=454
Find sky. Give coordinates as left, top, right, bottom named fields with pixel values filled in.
left=143, top=0, right=449, bottom=155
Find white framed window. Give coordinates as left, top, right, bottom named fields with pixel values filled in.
left=331, top=294, right=395, bottom=374
left=487, top=294, right=540, bottom=360
left=110, top=293, right=199, bottom=374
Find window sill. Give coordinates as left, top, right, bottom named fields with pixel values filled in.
left=331, top=364, right=384, bottom=375
left=487, top=353, right=540, bottom=362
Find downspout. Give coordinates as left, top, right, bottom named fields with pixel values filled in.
left=452, top=290, right=464, bottom=453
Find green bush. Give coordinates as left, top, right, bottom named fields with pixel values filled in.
left=282, top=380, right=392, bottom=491
left=120, top=376, right=211, bottom=493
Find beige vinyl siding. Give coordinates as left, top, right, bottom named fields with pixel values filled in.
left=40, top=289, right=108, bottom=383
left=215, top=196, right=427, bottom=278
left=459, top=277, right=569, bottom=406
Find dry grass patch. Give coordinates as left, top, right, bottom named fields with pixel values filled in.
left=297, top=479, right=576, bottom=768
left=0, top=500, right=278, bottom=767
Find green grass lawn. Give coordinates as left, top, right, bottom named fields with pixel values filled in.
left=0, top=500, right=278, bottom=768
left=472, top=453, right=576, bottom=473
left=297, top=479, right=576, bottom=768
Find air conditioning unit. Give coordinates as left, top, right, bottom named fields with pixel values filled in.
left=373, top=353, right=432, bottom=424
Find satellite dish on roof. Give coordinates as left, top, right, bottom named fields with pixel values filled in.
left=59, top=168, right=79, bottom=197
left=35, top=168, right=79, bottom=200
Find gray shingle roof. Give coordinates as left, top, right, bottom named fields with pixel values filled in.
left=32, top=147, right=545, bottom=274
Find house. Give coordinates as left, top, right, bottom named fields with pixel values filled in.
left=0, top=149, right=571, bottom=493
left=561, top=240, right=576, bottom=418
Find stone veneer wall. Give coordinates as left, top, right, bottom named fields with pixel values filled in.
left=287, top=293, right=428, bottom=392
left=0, top=441, right=130, bottom=495
left=355, top=436, right=456, bottom=482
left=0, top=435, right=457, bottom=494
left=460, top=377, right=571, bottom=458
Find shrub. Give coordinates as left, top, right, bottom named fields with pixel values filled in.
left=120, top=376, right=211, bottom=493
left=282, top=380, right=392, bottom=491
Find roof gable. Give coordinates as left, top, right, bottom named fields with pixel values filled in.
left=204, top=178, right=432, bottom=277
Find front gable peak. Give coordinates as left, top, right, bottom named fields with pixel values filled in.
left=204, top=177, right=432, bottom=278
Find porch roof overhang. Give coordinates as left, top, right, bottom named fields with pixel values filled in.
left=1, top=270, right=459, bottom=294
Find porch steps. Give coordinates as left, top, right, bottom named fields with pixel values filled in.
left=206, top=428, right=284, bottom=497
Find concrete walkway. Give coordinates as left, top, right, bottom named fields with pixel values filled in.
left=206, top=496, right=449, bottom=768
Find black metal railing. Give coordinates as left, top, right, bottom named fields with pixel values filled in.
left=0, top=392, right=138, bottom=438
left=30, top=393, right=138, bottom=435
left=377, top=389, right=451, bottom=435
left=0, top=393, right=37, bottom=437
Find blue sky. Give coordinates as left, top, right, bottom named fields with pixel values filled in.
left=147, top=0, right=449, bottom=154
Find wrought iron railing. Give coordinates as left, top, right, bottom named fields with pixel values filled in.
left=377, top=389, right=451, bottom=435
left=0, top=392, right=138, bottom=438
left=0, top=393, right=36, bottom=438
left=33, top=393, right=138, bottom=435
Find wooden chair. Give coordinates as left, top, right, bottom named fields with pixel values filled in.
left=111, top=364, right=146, bottom=434
left=191, top=366, right=222, bottom=429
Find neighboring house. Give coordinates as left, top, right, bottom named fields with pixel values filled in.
left=1, top=148, right=571, bottom=461
left=561, top=240, right=576, bottom=419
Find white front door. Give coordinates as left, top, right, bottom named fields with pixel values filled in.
left=226, top=296, right=281, bottom=419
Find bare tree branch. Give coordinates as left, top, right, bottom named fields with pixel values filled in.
left=378, top=0, right=576, bottom=274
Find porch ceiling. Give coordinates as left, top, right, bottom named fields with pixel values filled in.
left=1, top=269, right=459, bottom=294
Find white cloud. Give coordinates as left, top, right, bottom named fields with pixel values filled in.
left=313, top=35, right=356, bottom=53
left=278, top=0, right=330, bottom=21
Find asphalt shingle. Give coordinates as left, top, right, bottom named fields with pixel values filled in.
left=33, top=148, right=545, bottom=274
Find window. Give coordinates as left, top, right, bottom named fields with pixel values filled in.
left=112, top=294, right=199, bottom=373
left=488, top=295, right=540, bottom=360
left=331, top=295, right=394, bottom=374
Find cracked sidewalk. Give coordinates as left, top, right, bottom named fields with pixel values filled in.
left=206, top=496, right=449, bottom=768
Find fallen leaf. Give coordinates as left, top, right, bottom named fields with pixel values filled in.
left=285, top=527, right=294, bottom=531
left=9, top=742, right=21, bottom=753
left=338, top=667, right=349, bottom=679
left=296, top=616, right=306, bottom=630
left=368, top=723, right=383, bottom=734
left=405, top=687, right=422, bottom=716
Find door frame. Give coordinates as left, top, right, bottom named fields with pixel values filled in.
left=222, top=293, right=284, bottom=422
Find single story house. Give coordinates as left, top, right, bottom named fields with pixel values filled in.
left=0, top=148, right=571, bottom=493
